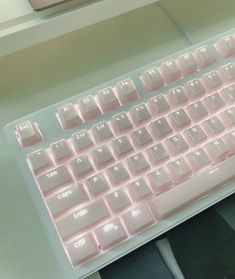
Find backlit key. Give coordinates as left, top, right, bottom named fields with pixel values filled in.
left=97, top=87, right=120, bottom=112
left=51, top=140, right=72, bottom=161
left=220, top=107, right=235, bottom=126
left=186, top=125, right=207, bottom=145
left=167, top=134, right=189, bottom=154
left=168, top=158, right=192, bottom=182
left=220, top=84, right=235, bottom=103
left=70, top=156, right=93, bottom=179
left=160, top=59, right=181, bottom=83
left=95, top=219, right=127, bottom=250
left=92, top=121, right=113, bottom=143
left=169, top=109, right=191, bottom=130
left=16, top=121, right=42, bottom=148
left=205, top=139, right=229, bottom=162
left=72, top=130, right=93, bottom=152
left=148, top=95, right=170, bottom=115
left=147, top=143, right=169, bottom=165
left=111, top=136, right=133, bottom=157
left=111, top=112, right=133, bottom=134
left=106, top=189, right=131, bottom=213
left=178, top=52, right=198, bottom=76
left=128, top=178, right=152, bottom=200
left=130, top=103, right=151, bottom=125
left=187, top=148, right=210, bottom=171
left=187, top=100, right=208, bottom=120
left=107, top=163, right=130, bottom=185
left=140, top=67, right=164, bottom=91
left=115, top=79, right=139, bottom=104
left=56, top=200, right=109, bottom=239
left=28, top=149, right=51, bottom=173
left=167, top=86, right=188, bottom=107
left=150, top=117, right=172, bottom=139
left=37, top=166, right=71, bottom=194
left=91, top=146, right=114, bottom=169
left=195, top=46, right=215, bottom=69
left=127, top=153, right=150, bottom=175
left=57, top=103, right=82, bottom=129
left=86, top=173, right=109, bottom=197
left=185, top=79, right=206, bottom=99
left=79, top=96, right=101, bottom=121
left=224, top=131, right=235, bottom=153
left=131, top=127, right=153, bottom=147
left=203, top=117, right=225, bottom=136
left=203, top=92, right=225, bottom=112
left=203, top=71, right=222, bottom=91
left=122, top=205, right=153, bottom=235
left=215, top=35, right=235, bottom=58
left=147, top=168, right=172, bottom=193
left=46, top=183, right=88, bottom=216
left=66, top=234, right=99, bottom=266
left=220, top=64, right=235, bottom=82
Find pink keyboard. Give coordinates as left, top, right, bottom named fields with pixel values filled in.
left=5, top=30, right=235, bottom=279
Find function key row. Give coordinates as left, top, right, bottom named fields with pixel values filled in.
left=57, top=79, right=139, bottom=130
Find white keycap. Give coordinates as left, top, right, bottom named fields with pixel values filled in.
left=220, top=64, right=235, bottom=82
left=140, top=67, right=164, bottom=91
left=220, top=84, right=235, bottom=104
left=107, top=163, right=130, bottom=185
left=220, top=107, right=235, bottom=126
left=130, top=103, right=151, bottom=125
left=169, top=109, right=191, bottom=130
left=205, top=139, right=229, bottom=162
left=128, top=178, right=152, bottom=201
left=185, top=79, right=206, bottom=99
left=127, top=153, right=150, bottom=175
left=37, top=166, right=71, bottom=194
left=56, top=200, right=109, bottom=239
left=91, top=146, right=114, bottom=169
left=168, top=158, right=192, bottom=182
left=187, top=100, right=208, bottom=120
left=215, top=35, right=235, bottom=58
left=122, top=205, right=153, bottom=235
left=148, top=95, right=170, bottom=115
left=178, top=52, right=198, bottom=76
left=28, top=149, right=51, bottom=173
left=70, top=156, right=93, bottom=179
left=51, top=140, right=72, bottom=161
left=111, top=136, right=133, bottom=157
left=186, top=125, right=207, bottom=145
left=92, top=121, right=113, bottom=143
left=187, top=148, right=210, bottom=171
left=95, top=219, right=127, bottom=250
left=203, top=117, right=225, bottom=136
left=115, top=79, right=139, bottom=104
left=111, top=112, right=133, bottom=134
left=16, top=121, right=42, bottom=148
left=151, top=155, right=235, bottom=218
left=66, top=234, right=99, bottom=266
left=72, top=130, right=93, bottom=152
left=224, top=131, right=235, bottom=153
left=57, top=103, right=82, bottom=129
left=203, top=92, right=225, bottom=112
left=167, top=134, right=189, bottom=154
left=97, top=87, right=120, bottom=112
left=106, top=189, right=131, bottom=212
left=150, top=117, right=172, bottom=139
left=147, top=168, right=172, bottom=193
left=195, top=46, right=215, bottom=69
left=46, top=183, right=88, bottom=216
left=203, top=71, right=222, bottom=91
left=167, top=86, right=188, bottom=107
left=160, top=59, right=181, bottom=83
left=131, top=127, right=153, bottom=147
left=147, top=143, right=169, bottom=165
left=86, top=173, right=109, bottom=197
left=79, top=96, right=101, bottom=121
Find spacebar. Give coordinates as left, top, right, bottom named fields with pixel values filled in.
left=151, top=156, right=235, bottom=218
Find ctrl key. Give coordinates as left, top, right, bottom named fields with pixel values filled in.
left=66, top=234, right=99, bottom=266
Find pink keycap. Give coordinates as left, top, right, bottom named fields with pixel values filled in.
left=220, top=84, right=235, bottom=104
left=187, top=100, right=208, bottom=120
left=223, top=131, right=235, bottom=153
left=140, top=67, right=164, bottom=91
left=169, top=109, right=191, bottom=130
left=185, top=79, right=206, bottom=100
left=205, top=139, right=229, bottom=162
left=178, top=52, right=198, bottom=76
left=106, top=189, right=131, bottom=213
left=219, top=107, right=235, bottom=127
left=167, top=158, right=192, bottom=182
left=215, top=35, right=235, bottom=58
left=219, top=64, right=235, bottom=83
left=128, top=178, right=152, bottom=201
left=122, top=205, right=153, bottom=235
left=166, top=86, right=188, bottom=107
left=130, top=103, right=151, bottom=126
left=70, top=155, right=94, bottom=179
left=203, top=92, right=225, bottom=113
left=147, top=168, right=172, bottom=193
left=202, top=71, right=222, bottom=91
left=78, top=95, right=101, bottom=121
left=186, top=148, right=210, bottom=171
left=28, top=149, right=51, bottom=173
left=160, top=59, right=182, bottom=84
left=194, top=46, right=215, bottom=69
left=97, top=87, right=120, bottom=112
left=202, top=117, right=225, bottom=136
left=16, top=121, right=42, bottom=148
left=115, top=79, right=139, bottom=104
left=57, top=103, right=82, bottom=129
left=148, top=95, right=170, bottom=115
left=66, top=234, right=99, bottom=265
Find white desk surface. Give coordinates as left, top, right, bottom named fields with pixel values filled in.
left=1, top=0, right=235, bottom=278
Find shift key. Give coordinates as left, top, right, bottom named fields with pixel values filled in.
left=56, top=200, right=109, bottom=239
left=37, top=166, right=71, bottom=194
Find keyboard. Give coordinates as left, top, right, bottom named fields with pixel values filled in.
left=5, top=29, right=235, bottom=279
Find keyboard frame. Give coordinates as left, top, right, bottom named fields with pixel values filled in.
left=4, top=28, right=235, bottom=279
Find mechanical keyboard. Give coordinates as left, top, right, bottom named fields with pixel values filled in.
left=5, top=29, right=235, bottom=279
